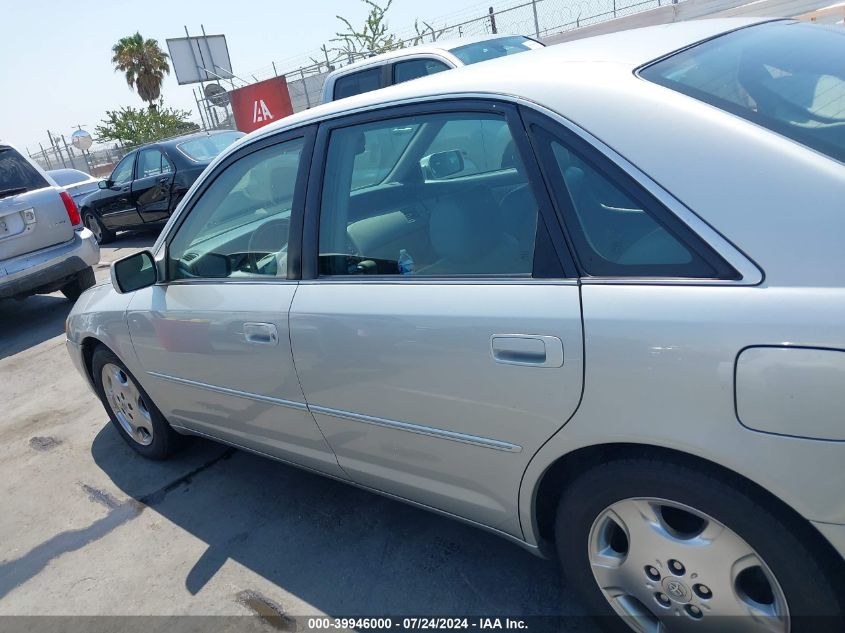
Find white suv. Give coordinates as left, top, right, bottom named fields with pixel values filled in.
left=0, top=144, right=99, bottom=301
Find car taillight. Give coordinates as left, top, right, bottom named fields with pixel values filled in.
left=60, top=190, right=81, bottom=226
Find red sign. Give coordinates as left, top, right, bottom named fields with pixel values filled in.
left=229, top=76, right=294, bottom=133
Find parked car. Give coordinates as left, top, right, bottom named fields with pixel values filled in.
left=67, top=18, right=845, bottom=632
left=0, top=145, right=98, bottom=300
left=321, top=34, right=544, bottom=103
left=79, top=129, right=244, bottom=244
left=47, top=168, right=101, bottom=207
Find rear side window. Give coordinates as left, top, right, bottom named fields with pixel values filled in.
left=641, top=21, right=845, bottom=163
left=532, top=126, right=735, bottom=278
left=393, top=59, right=450, bottom=84
left=318, top=111, right=540, bottom=277
left=333, top=68, right=382, bottom=100
left=0, top=146, right=49, bottom=198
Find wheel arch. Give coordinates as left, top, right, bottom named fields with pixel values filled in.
left=527, top=442, right=845, bottom=581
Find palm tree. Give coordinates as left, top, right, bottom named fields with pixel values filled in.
left=111, top=33, right=171, bottom=109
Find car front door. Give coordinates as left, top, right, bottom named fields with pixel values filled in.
left=288, top=101, right=584, bottom=537
left=125, top=127, right=346, bottom=478
left=97, top=152, right=141, bottom=229
left=132, top=147, right=174, bottom=224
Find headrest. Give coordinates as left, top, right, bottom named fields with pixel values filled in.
left=429, top=188, right=500, bottom=262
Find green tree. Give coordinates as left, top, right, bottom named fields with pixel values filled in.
left=111, top=32, right=171, bottom=109
left=94, top=104, right=199, bottom=146
left=332, top=0, right=402, bottom=60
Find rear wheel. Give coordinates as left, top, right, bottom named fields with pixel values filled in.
left=83, top=211, right=114, bottom=244
left=91, top=347, right=183, bottom=460
left=555, top=458, right=844, bottom=633
left=60, top=266, right=96, bottom=301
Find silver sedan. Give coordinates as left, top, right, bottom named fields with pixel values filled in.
left=66, top=18, right=845, bottom=633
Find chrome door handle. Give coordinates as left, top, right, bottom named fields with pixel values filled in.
left=244, top=322, right=279, bottom=346
left=491, top=335, right=563, bottom=368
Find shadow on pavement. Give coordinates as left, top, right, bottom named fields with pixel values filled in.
left=0, top=294, right=73, bottom=361
left=89, top=425, right=596, bottom=626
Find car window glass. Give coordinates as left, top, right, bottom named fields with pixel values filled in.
left=640, top=22, right=845, bottom=163
left=168, top=138, right=304, bottom=280
left=333, top=67, right=382, bottom=100
left=319, top=111, right=539, bottom=277
left=349, top=123, right=421, bottom=190
left=0, top=146, right=49, bottom=195
left=110, top=154, right=134, bottom=185
left=138, top=149, right=165, bottom=178
left=161, top=154, right=173, bottom=174
left=393, top=59, right=450, bottom=84
left=539, top=131, right=723, bottom=278
left=449, top=36, right=539, bottom=65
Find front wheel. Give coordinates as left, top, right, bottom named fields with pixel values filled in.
left=91, top=347, right=183, bottom=460
left=555, top=458, right=843, bottom=633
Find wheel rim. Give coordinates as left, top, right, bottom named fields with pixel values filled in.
left=101, top=363, right=153, bottom=446
left=84, top=214, right=103, bottom=242
left=587, top=497, right=789, bottom=633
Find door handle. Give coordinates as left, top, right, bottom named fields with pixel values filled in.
left=121, top=186, right=130, bottom=192
left=491, top=335, right=563, bottom=368
left=243, top=322, right=279, bottom=346
left=157, top=176, right=169, bottom=183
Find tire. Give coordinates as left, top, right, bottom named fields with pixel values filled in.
left=83, top=211, right=115, bottom=244
left=60, top=266, right=96, bottom=301
left=555, top=458, right=844, bottom=633
left=91, top=346, right=183, bottom=460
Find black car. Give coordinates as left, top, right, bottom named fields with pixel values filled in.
left=80, top=130, right=244, bottom=244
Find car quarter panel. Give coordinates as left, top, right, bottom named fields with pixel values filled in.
left=519, top=284, right=845, bottom=544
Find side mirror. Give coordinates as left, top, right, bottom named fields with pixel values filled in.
left=111, top=250, right=157, bottom=294
left=98, top=179, right=111, bottom=189
left=420, top=149, right=464, bottom=180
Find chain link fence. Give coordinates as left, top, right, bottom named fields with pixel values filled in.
left=30, top=0, right=682, bottom=175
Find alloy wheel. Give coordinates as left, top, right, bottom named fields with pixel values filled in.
left=84, top=214, right=103, bottom=242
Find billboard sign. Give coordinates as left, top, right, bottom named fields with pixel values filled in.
left=166, top=34, right=233, bottom=85
left=229, top=77, right=294, bottom=133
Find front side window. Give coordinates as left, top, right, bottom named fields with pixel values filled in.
left=641, top=21, right=845, bottom=163
left=393, top=58, right=450, bottom=84
left=168, top=138, right=304, bottom=280
left=535, top=127, right=731, bottom=278
left=110, top=154, right=135, bottom=185
left=333, top=67, right=383, bottom=100
left=319, top=110, right=539, bottom=277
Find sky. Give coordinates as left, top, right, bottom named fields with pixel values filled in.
left=0, top=0, right=500, bottom=152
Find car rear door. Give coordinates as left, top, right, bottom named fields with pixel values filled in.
left=288, top=101, right=584, bottom=537
left=132, top=148, right=173, bottom=224
left=0, top=146, right=74, bottom=260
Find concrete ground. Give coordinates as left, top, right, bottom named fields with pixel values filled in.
left=0, top=231, right=598, bottom=631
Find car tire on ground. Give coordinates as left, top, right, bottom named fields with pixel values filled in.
left=83, top=211, right=115, bottom=244
left=91, top=346, right=184, bottom=460
left=555, top=457, right=844, bottom=633
left=60, top=266, right=96, bottom=301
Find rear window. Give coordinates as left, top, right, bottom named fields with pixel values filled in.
left=449, top=36, right=542, bottom=65
left=177, top=131, right=244, bottom=162
left=0, top=146, right=49, bottom=199
left=333, top=67, right=382, bottom=100
left=640, top=21, right=845, bottom=163
left=48, top=169, right=91, bottom=186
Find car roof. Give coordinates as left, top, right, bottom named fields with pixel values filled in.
left=155, top=129, right=242, bottom=151
left=255, top=17, right=773, bottom=142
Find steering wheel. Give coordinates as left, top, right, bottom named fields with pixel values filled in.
left=246, top=218, right=289, bottom=274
